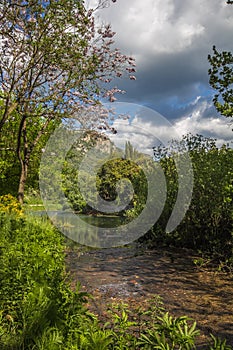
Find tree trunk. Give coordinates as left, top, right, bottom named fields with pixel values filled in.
left=17, top=161, right=28, bottom=204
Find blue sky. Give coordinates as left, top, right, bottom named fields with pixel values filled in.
left=88, top=0, right=233, bottom=147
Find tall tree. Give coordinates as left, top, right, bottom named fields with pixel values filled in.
left=0, top=0, right=136, bottom=202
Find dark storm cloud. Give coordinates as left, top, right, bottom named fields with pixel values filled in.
left=92, top=0, right=233, bottom=142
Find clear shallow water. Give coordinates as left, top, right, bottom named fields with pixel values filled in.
left=66, top=245, right=233, bottom=347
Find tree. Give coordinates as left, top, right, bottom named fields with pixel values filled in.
left=151, top=134, right=233, bottom=259
left=0, top=0, right=136, bottom=202
left=0, top=98, right=58, bottom=196
left=97, top=158, right=148, bottom=216
left=124, top=141, right=141, bottom=160
left=208, top=46, right=233, bottom=118
left=61, top=130, right=116, bottom=213
left=0, top=102, right=21, bottom=195
left=61, top=135, right=149, bottom=216
left=208, top=1, right=233, bottom=119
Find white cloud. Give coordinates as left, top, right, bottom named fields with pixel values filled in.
left=87, top=0, right=233, bottom=147
left=107, top=99, right=232, bottom=156
left=97, top=0, right=232, bottom=58
left=175, top=100, right=233, bottom=147
left=94, top=0, right=233, bottom=101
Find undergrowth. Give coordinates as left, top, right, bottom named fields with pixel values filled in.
left=0, top=211, right=232, bottom=349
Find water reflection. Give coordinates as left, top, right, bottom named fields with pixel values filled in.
left=31, top=211, right=129, bottom=247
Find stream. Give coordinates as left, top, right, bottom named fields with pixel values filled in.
left=33, top=211, right=233, bottom=346
left=66, top=243, right=233, bottom=347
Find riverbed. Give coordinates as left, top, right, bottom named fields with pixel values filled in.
left=65, top=243, right=233, bottom=347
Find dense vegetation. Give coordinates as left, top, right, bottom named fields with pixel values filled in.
left=2, top=132, right=232, bottom=348
left=148, top=134, right=233, bottom=267
left=61, top=133, right=233, bottom=268
left=0, top=207, right=232, bottom=349
left=61, top=135, right=148, bottom=216
left=0, top=0, right=136, bottom=203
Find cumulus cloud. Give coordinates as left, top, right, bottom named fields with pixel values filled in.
left=106, top=103, right=183, bottom=156
left=104, top=0, right=206, bottom=57
left=97, top=1, right=231, bottom=93
left=106, top=98, right=232, bottom=157
left=174, top=99, right=233, bottom=147
left=93, top=0, right=233, bottom=144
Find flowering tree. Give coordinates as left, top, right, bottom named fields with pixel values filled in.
left=0, top=0, right=136, bottom=202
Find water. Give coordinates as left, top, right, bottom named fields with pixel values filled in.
left=30, top=210, right=128, bottom=247
left=66, top=245, right=233, bottom=347
left=31, top=210, right=124, bottom=227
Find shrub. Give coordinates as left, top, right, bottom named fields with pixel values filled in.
left=0, top=213, right=90, bottom=349
left=0, top=194, right=23, bottom=216
left=147, top=134, right=233, bottom=264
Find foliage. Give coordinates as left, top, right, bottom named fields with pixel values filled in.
left=209, top=334, right=232, bottom=350
left=0, top=100, right=22, bottom=196
left=62, top=135, right=148, bottom=216
left=97, top=158, right=148, bottom=217
left=208, top=46, right=233, bottom=118
left=148, top=134, right=233, bottom=264
left=0, top=212, right=90, bottom=349
left=0, top=103, right=55, bottom=196
left=0, top=0, right=136, bottom=202
left=0, top=213, right=63, bottom=315
left=0, top=212, right=232, bottom=349
left=138, top=313, right=200, bottom=350
left=0, top=194, right=23, bottom=216
left=208, top=0, right=233, bottom=119
left=106, top=302, right=138, bottom=349
left=61, top=130, right=114, bottom=213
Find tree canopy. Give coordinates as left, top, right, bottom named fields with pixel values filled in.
left=0, top=0, right=136, bottom=202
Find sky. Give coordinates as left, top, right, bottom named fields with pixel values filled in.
left=87, top=0, right=233, bottom=149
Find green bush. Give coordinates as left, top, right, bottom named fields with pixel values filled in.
left=0, top=213, right=64, bottom=313
left=0, top=194, right=23, bottom=216
left=0, top=213, right=90, bottom=349
left=147, top=134, right=233, bottom=265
